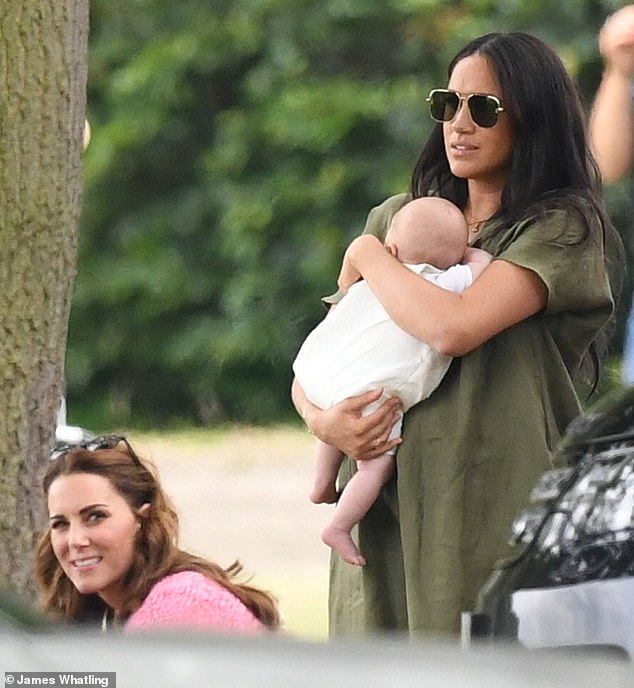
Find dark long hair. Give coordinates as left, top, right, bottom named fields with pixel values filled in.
left=35, top=443, right=280, bottom=630
left=411, top=31, right=624, bottom=391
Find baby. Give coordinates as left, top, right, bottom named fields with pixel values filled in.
left=293, top=196, right=492, bottom=566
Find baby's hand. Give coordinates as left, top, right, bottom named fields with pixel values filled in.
left=462, top=247, right=493, bottom=281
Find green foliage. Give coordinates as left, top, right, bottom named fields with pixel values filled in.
left=68, top=0, right=628, bottom=429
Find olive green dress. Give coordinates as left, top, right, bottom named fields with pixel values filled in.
left=328, top=194, right=618, bottom=637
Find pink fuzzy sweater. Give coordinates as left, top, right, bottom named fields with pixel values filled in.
left=125, top=570, right=265, bottom=634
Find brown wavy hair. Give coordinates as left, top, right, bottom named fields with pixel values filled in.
left=35, top=439, right=280, bottom=630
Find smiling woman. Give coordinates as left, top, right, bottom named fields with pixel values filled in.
left=47, top=472, right=146, bottom=609
left=35, top=436, right=280, bottom=633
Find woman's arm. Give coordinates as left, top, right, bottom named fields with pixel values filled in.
left=291, top=378, right=401, bottom=459
left=590, top=7, right=634, bottom=183
left=590, top=68, right=634, bottom=183
left=339, top=234, right=547, bottom=357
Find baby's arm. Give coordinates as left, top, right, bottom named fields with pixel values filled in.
left=462, top=247, right=493, bottom=281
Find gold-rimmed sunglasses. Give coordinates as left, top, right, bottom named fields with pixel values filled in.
left=426, top=88, right=505, bottom=128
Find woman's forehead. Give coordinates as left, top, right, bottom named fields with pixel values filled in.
left=448, top=54, right=501, bottom=96
left=47, top=473, right=124, bottom=515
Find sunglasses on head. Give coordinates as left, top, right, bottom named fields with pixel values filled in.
left=426, top=89, right=505, bottom=128
left=50, top=433, right=143, bottom=468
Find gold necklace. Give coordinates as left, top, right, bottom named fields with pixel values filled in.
left=467, top=219, right=487, bottom=233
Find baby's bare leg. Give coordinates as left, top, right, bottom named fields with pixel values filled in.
left=322, top=453, right=395, bottom=566
left=311, top=439, right=344, bottom=504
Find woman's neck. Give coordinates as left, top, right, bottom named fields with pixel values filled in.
left=465, top=184, right=501, bottom=216
left=98, top=589, right=125, bottom=622
left=464, top=186, right=503, bottom=236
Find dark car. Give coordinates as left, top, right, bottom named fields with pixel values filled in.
left=466, top=386, right=634, bottom=660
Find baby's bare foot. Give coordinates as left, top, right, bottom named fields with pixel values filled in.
left=322, top=524, right=366, bottom=566
left=310, top=482, right=339, bottom=504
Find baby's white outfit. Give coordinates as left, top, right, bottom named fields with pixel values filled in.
left=293, top=262, right=473, bottom=442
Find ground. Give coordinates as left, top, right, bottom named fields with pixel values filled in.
left=134, top=425, right=332, bottom=639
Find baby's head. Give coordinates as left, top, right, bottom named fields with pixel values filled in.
left=385, top=197, right=468, bottom=269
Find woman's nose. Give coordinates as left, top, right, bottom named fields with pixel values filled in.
left=452, top=100, right=475, bottom=131
left=67, top=522, right=90, bottom=548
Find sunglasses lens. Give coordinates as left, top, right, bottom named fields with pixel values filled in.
left=429, top=90, right=459, bottom=122
left=428, top=90, right=501, bottom=128
left=468, top=95, right=499, bottom=128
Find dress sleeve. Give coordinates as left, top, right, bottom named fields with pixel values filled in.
left=496, top=208, right=614, bottom=317
left=360, top=193, right=410, bottom=241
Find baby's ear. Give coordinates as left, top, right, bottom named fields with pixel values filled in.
left=137, top=502, right=151, bottom=518
left=385, top=243, right=399, bottom=259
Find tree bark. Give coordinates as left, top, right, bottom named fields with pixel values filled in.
left=0, top=1, right=88, bottom=595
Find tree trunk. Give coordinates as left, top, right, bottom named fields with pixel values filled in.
left=0, top=1, right=88, bottom=595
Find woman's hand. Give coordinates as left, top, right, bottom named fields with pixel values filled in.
left=317, top=390, right=402, bottom=460
left=600, top=6, right=634, bottom=78
left=337, top=234, right=385, bottom=294
left=292, top=379, right=401, bottom=460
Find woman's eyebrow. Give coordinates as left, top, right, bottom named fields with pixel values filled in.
left=49, top=503, right=109, bottom=520
left=78, top=503, right=108, bottom=514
